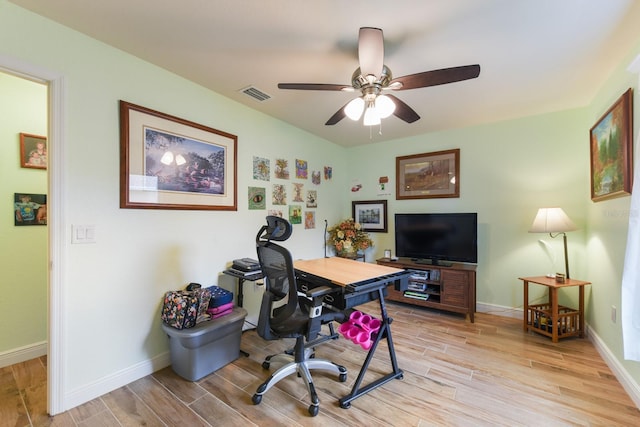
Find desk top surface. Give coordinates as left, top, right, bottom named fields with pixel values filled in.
left=294, top=257, right=404, bottom=287
left=519, top=276, right=591, bottom=287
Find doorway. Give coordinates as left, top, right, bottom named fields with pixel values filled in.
left=0, top=57, right=65, bottom=415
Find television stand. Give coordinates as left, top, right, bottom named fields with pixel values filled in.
left=412, top=258, right=453, bottom=267
left=378, top=257, right=476, bottom=322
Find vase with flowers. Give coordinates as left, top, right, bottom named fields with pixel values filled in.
left=327, top=218, right=373, bottom=258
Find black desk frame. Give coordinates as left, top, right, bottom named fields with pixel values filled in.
left=339, top=284, right=403, bottom=408
left=296, top=268, right=410, bottom=408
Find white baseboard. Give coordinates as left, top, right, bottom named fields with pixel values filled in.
left=479, top=301, right=640, bottom=409
left=62, top=352, right=171, bottom=412
left=587, top=325, right=640, bottom=408
left=0, top=342, right=47, bottom=368
left=476, top=302, right=522, bottom=319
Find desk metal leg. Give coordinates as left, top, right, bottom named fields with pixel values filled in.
left=339, top=287, right=404, bottom=409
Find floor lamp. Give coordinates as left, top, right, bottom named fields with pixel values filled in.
left=529, top=207, right=578, bottom=279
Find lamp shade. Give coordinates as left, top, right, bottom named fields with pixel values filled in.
left=345, top=97, right=365, bottom=121
left=375, top=94, right=396, bottom=118
left=529, top=208, right=578, bottom=233
left=363, top=105, right=381, bottom=126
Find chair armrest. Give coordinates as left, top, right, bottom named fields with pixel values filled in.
left=304, top=285, right=338, bottom=300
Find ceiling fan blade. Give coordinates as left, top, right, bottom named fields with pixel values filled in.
left=358, top=27, right=384, bottom=78
left=278, top=83, right=351, bottom=91
left=386, top=94, right=420, bottom=123
left=325, top=103, right=348, bottom=125
left=390, top=64, right=481, bottom=91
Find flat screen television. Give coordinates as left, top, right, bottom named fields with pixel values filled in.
left=395, top=213, right=478, bottom=266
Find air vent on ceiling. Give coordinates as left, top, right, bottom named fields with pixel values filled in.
left=240, top=86, right=271, bottom=102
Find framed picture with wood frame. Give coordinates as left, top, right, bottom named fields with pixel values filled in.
left=352, top=200, right=387, bottom=232
left=20, top=133, right=47, bottom=169
left=590, top=88, right=633, bottom=202
left=396, top=149, right=460, bottom=199
left=119, top=100, right=237, bottom=210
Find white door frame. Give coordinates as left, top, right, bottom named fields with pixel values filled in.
left=0, top=54, right=66, bottom=415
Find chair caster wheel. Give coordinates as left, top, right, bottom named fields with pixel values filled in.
left=339, top=373, right=347, bottom=382
left=252, top=394, right=262, bottom=405
left=308, top=404, right=319, bottom=416
left=262, top=361, right=270, bottom=369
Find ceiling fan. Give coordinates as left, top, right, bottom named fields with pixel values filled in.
left=278, top=27, right=481, bottom=126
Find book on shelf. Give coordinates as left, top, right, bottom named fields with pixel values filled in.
left=403, top=291, right=430, bottom=301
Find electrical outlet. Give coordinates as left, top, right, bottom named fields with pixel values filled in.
left=611, top=305, right=617, bottom=323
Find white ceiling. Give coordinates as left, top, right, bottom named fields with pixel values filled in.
left=10, top=0, right=640, bottom=147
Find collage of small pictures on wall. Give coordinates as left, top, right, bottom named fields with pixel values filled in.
left=249, top=156, right=331, bottom=229
left=15, top=133, right=47, bottom=226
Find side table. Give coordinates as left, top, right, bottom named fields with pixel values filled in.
left=222, top=268, right=264, bottom=308
left=519, top=276, right=591, bottom=343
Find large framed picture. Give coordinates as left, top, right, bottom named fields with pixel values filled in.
left=120, top=101, right=237, bottom=210
left=352, top=200, right=387, bottom=232
left=396, top=149, right=460, bottom=199
left=590, top=88, right=633, bottom=202
left=20, top=133, right=47, bottom=169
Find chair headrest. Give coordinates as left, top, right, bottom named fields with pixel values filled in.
left=257, top=215, right=292, bottom=242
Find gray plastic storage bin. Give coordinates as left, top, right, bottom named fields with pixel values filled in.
left=162, top=307, right=247, bottom=381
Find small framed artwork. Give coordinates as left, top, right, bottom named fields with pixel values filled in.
left=20, top=133, right=47, bottom=169
left=119, top=101, right=237, bottom=210
left=14, top=193, right=47, bottom=226
left=590, top=88, right=633, bottom=202
left=352, top=200, right=388, bottom=233
left=396, top=149, right=460, bottom=199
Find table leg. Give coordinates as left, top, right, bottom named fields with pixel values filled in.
left=579, top=285, right=585, bottom=338
left=550, top=287, right=558, bottom=343
left=523, top=280, right=529, bottom=332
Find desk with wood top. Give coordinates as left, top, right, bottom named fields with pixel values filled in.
left=294, top=257, right=410, bottom=409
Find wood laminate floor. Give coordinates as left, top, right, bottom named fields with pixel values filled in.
left=2, top=301, right=639, bottom=426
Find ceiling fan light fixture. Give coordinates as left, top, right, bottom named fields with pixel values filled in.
left=363, top=101, right=381, bottom=126
left=345, top=97, right=365, bottom=120
left=376, top=94, right=396, bottom=118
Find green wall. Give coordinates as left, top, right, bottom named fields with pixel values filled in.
left=0, top=71, right=47, bottom=355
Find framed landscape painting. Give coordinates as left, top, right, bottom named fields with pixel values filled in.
left=590, top=88, right=633, bottom=202
left=396, top=149, right=460, bottom=199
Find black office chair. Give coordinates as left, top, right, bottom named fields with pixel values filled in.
left=251, top=216, right=347, bottom=417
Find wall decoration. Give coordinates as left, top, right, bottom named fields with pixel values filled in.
left=311, top=170, right=321, bottom=185
left=351, top=179, right=362, bottom=192
left=272, top=184, right=286, bottom=205
left=119, top=101, right=237, bottom=210
left=396, top=149, right=460, bottom=199
left=352, top=200, right=387, bottom=233
left=324, top=166, right=333, bottom=180
left=268, top=209, right=283, bottom=218
left=275, top=158, right=290, bottom=179
left=305, top=211, right=316, bottom=229
left=14, top=193, right=47, bottom=226
left=292, top=183, right=304, bottom=202
left=306, top=190, right=317, bottom=208
left=289, top=205, right=302, bottom=224
left=590, top=88, right=633, bottom=202
left=295, top=159, right=308, bottom=179
left=253, top=156, right=270, bottom=181
left=248, top=187, right=266, bottom=209
left=19, top=133, right=47, bottom=169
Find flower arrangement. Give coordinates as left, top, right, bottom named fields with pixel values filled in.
left=328, top=218, right=373, bottom=255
